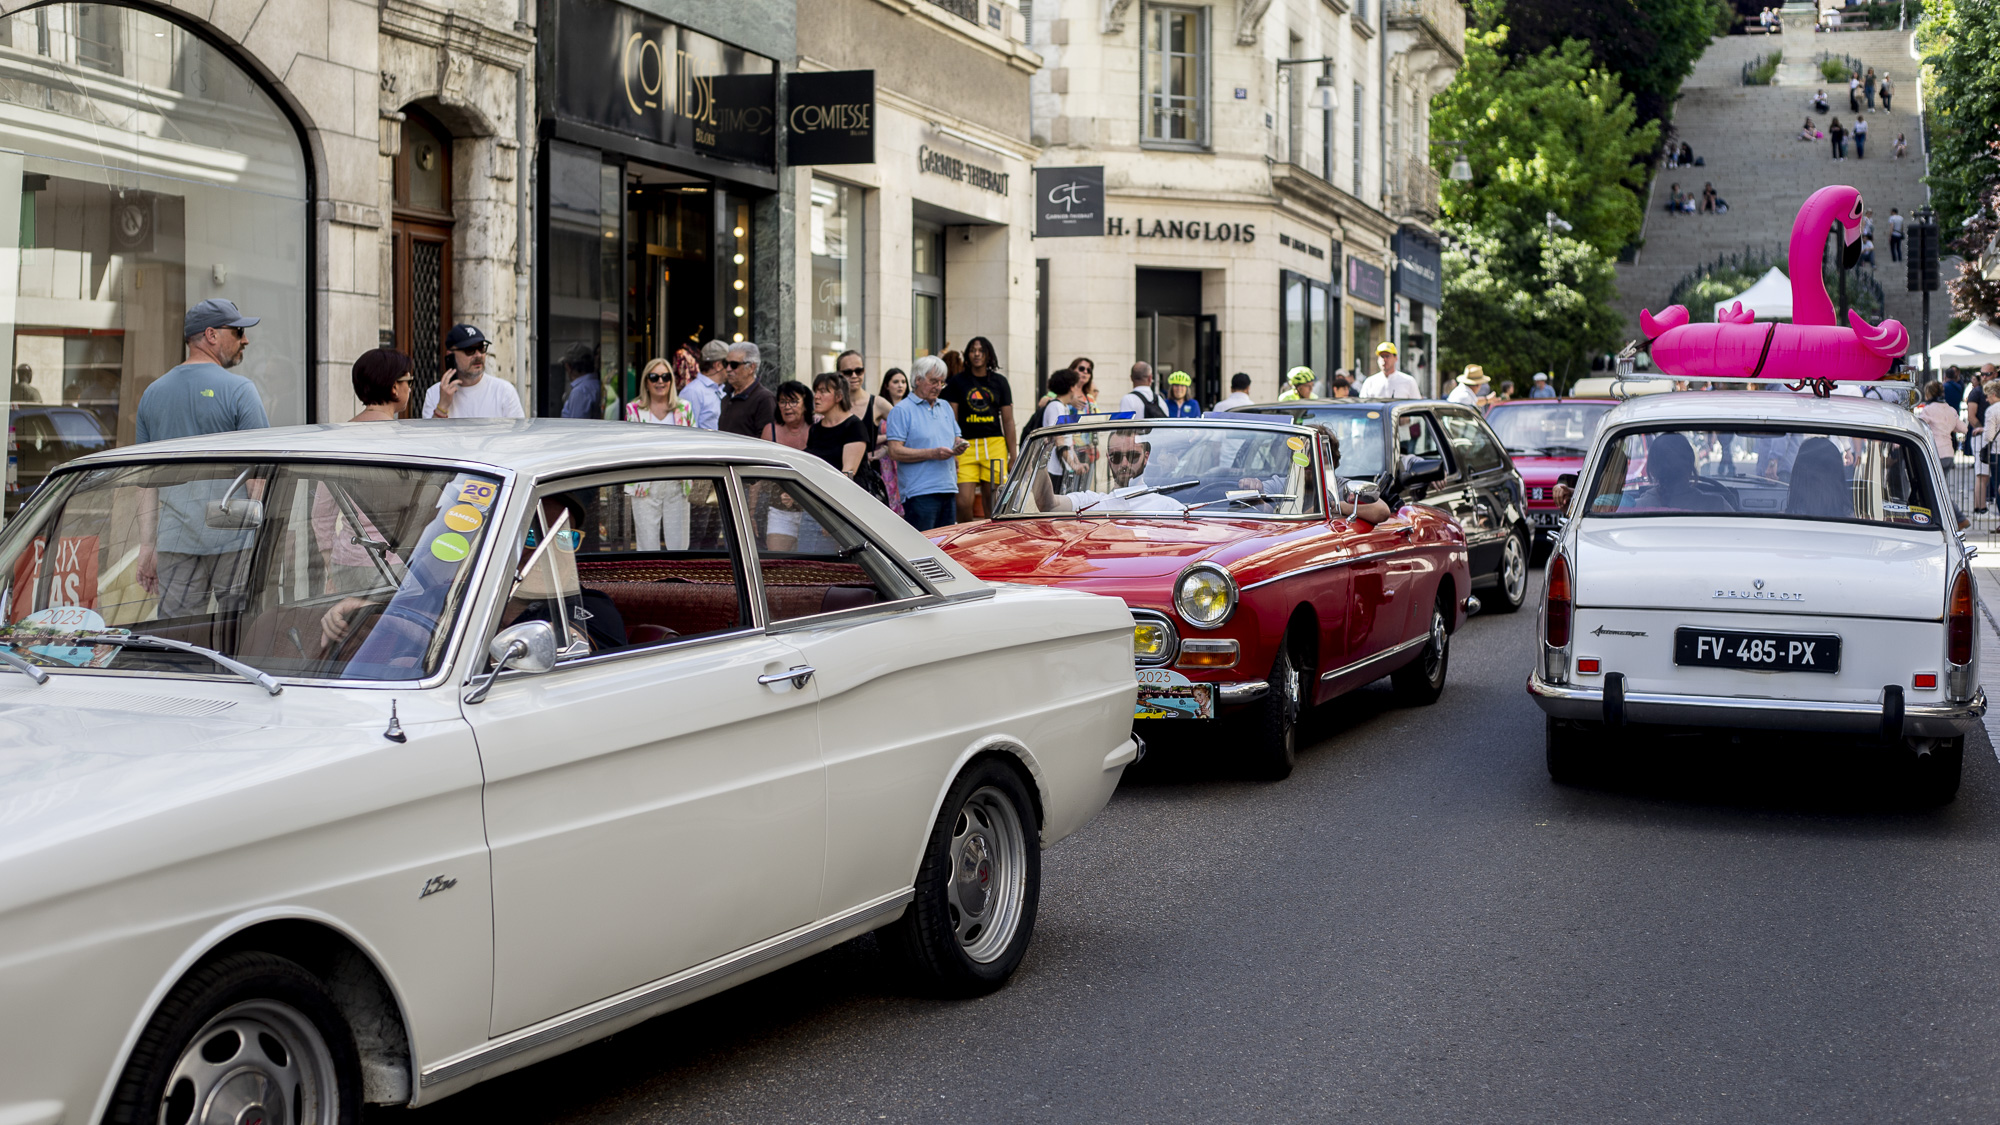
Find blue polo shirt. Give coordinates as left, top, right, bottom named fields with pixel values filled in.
left=884, top=395, right=962, bottom=498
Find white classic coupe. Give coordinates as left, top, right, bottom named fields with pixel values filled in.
left=0, top=420, right=1141, bottom=1125
left=1528, top=392, right=1986, bottom=802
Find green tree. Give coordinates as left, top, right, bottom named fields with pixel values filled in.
left=1438, top=229, right=1624, bottom=386
left=1431, top=20, right=1659, bottom=257
left=1918, top=0, right=2000, bottom=233
left=1495, top=0, right=1731, bottom=130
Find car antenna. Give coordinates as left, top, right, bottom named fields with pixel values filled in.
left=384, top=699, right=408, bottom=743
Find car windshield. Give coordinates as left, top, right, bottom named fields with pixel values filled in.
left=1486, top=402, right=1612, bottom=456
left=998, top=424, right=1322, bottom=516
left=1232, top=407, right=1388, bottom=476
left=0, top=460, right=501, bottom=682
left=1582, top=426, right=1941, bottom=529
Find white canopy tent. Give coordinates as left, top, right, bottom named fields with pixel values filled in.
left=1929, top=319, right=2000, bottom=368
left=1712, top=266, right=1792, bottom=321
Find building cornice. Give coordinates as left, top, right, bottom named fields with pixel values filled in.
left=381, top=0, right=535, bottom=69
left=1271, top=161, right=1396, bottom=240
left=864, top=0, right=1044, bottom=74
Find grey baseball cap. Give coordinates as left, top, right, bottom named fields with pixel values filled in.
left=185, top=298, right=259, bottom=338
left=700, top=340, right=730, bottom=364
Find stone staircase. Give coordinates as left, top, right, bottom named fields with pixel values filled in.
left=1612, top=30, right=1932, bottom=349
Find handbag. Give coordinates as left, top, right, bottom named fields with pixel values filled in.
left=854, top=455, right=889, bottom=503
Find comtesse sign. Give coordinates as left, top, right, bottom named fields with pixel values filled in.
left=787, top=71, right=874, bottom=165
left=555, top=0, right=776, bottom=167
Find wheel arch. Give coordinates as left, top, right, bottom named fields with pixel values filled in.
left=917, top=735, right=1051, bottom=863
left=1434, top=570, right=1460, bottom=633
left=95, top=909, right=418, bottom=1123
left=1285, top=602, right=1321, bottom=676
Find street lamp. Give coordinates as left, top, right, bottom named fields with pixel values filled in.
left=1276, top=56, right=1339, bottom=110
left=1430, top=139, right=1473, bottom=182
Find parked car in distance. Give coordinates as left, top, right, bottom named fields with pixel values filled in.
left=0, top=420, right=1142, bottom=1125
left=926, top=414, right=1473, bottom=779
left=1238, top=399, right=1533, bottom=614
left=1483, top=398, right=1617, bottom=556
left=5, top=403, right=110, bottom=516
left=1528, top=392, right=1985, bottom=802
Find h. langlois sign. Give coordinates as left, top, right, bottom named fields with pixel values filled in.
left=554, top=0, right=776, bottom=167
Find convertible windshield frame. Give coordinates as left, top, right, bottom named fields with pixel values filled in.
left=1, top=455, right=519, bottom=691
left=1576, top=421, right=1946, bottom=533
left=995, top=419, right=1327, bottom=520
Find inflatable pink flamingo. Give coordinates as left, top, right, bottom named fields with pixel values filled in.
left=1638, top=185, right=1908, bottom=392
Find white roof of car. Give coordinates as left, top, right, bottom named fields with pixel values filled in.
left=66, top=419, right=809, bottom=479
left=1596, top=390, right=1928, bottom=440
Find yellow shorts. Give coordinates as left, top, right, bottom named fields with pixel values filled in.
left=956, top=436, right=1011, bottom=484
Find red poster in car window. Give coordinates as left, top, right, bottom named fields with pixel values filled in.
left=9, top=536, right=100, bottom=613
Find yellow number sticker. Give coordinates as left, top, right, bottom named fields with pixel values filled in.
left=457, top=480, right=498, bottom=509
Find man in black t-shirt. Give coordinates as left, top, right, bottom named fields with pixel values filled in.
left=941, top=335, right=1015, bottom=516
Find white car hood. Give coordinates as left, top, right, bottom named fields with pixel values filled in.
left=1572, top=517, right=1950, bottom=621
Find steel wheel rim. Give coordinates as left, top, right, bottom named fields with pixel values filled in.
left=947, top=786, right=1029, bottom=964
left=1421, top=607, right=1447, bottom=685
left=1501, top=534, right=1528, bottom=604
left=1278, top=649, right=1300, bottom=752
left=161, top=998, right=339, bottom=1125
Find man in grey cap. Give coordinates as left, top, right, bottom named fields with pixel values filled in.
left=1529, top=372, right=1557, bottom=399
left=134, top=298, right=271, bottom=613
left=679, top=339, right=728, bottom=430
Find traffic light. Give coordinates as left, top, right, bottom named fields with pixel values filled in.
left=1907, top=214, right=1940, bottom=292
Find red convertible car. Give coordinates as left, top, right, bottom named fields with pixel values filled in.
left=927, top=415, right=1475, bottom=778
left=1483, top=398, right=1616, bottom=556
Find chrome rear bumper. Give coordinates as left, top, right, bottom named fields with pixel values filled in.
left=1527, top=674, right=1986, bottom=738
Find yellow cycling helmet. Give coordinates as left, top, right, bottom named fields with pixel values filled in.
left=1166, top=371, right=1193, bottom=386
left=1286, top=366, right=1316, bottom=385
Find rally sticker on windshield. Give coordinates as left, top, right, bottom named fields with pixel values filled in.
left=444, top=504, right=484, bottom=533
left=1910, top=505, right=1933, bottom=525
left=456, top=480, right=499, bottom=510
left=13, top=606, right=115, bottom=667
left=430, top=532, right=471, bottom=563
left=1293, top=451, right=1312, bottom=467
left=1135, top=668, right=1215, bottom=719
left=1287, top=437, right=1306, bottom=451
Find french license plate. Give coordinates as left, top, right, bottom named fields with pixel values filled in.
left=1528, top=509, right=1561, bottom=528
left=1673, top=627, right=1841, bottom=673
left=1135, top=668, right=1215, bottom=719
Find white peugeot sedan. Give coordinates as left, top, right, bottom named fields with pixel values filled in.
left=0, top=420, right=1140, bottom=1125
left=1528, top=392, right=1985, bottom=802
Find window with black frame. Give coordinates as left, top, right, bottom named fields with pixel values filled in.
left=1583, top=426, right=1940, bottom=527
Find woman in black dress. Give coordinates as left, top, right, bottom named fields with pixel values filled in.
left=806, top=371, right=868, bottom=478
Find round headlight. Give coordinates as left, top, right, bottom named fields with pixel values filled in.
left=1175, top=565, right=1237, bottom=629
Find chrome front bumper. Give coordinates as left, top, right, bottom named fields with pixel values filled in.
left=1527, top=674, right=1987, bottom=738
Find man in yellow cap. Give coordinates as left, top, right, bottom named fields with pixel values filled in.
left=1358, top=340, right=1420, bottom=399
left=1278, top=366, right=1316, bottom=401
left=1447, top=364, right=1492, bottom=408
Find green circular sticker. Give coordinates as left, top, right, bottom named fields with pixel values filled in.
left=1292, top=450, right=1312, bottom=466
left=430, top=532, right=471, bottom=563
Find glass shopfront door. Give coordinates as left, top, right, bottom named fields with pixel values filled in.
left=1134, top=267, right=1219, bottom=406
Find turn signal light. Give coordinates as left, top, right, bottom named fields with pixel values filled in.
left=1177, top=639, right=1240, bottom=668
left=1948, top=567, right=1974, bottom=667
left=1914, top=673, right=1939, bottom=690
left=1545, top=553, right=1573, bottom=648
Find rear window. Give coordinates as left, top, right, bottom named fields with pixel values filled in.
left=1583, top=426, right=1942, bottom=529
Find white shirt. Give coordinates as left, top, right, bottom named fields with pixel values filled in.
left=1890, top=213, right=1904, bottom=235
left=1042, top=399, right=1081, bottom=474
left=1065, top=475, right=1189, bottom=514
left=422, top=374, right=525, bottom=419
left=680, top=374, right=723, bottom=430
left=1118, top=386, right=1162, bottom=416
left=1446, top=384, right=1480, bottom=406
left=1359, top=371, right=1421, bottom=399
left=1212, top=391, right=1254, bottom=412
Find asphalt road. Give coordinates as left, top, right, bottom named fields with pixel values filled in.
left=384, top=580, right=2000, bottom=1124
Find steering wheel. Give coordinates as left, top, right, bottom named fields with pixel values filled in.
left=1689, top=477, right=1741, bottom=510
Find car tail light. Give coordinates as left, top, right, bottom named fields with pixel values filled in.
left=1914, top=673, right=1939, bottom=690
left=1577, top=658, right=1600, bottom=674
left=1546, top=553, right=1573, bottom=649
left=1948, top=568, right=1974, bottom=667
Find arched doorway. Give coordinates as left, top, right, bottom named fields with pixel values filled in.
left=392, top=107, right=454, bottom=416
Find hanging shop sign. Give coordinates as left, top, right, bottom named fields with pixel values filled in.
left=1346, top=255, right=1386, bottom=305
left=918, top=145, right=1010, bottom=195
left=1033, top=166, right=1104, bottom=237
left=787, top=70, right=874, bottom=164
left=1106, top=217, right=1257, bottom=242
left=1393, top=226, right=1444, bottom=308
left=554, top=0, right=777, bottom=168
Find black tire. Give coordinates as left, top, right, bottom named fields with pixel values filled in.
left=1546, top=716, right=1592, bottom=785
left=1486, top=527, right=1532, bottom=614
left=105, top=951, right=360, bottom=1125
left=888, top=757, right=1042, bottom=997
left=1391, top=595, right=1451, bottom=706
left=1246, top=642, right=1302, bottom=780
left=1904, top=735, right=1964, bottom=806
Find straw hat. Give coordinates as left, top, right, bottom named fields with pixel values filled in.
left=1457, top=364, right=1490, bottom=386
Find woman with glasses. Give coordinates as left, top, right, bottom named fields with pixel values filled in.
left=763, top=381, right=813, bottom=451
left=347, top=347, right=414, bottom=421
left=623, top=357, right=696, bottom=551
left=313, top=348, right=414, bottom=601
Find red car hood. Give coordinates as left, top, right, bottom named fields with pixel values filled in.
left=1510, top=453, right=1583, bottom=489
left=930, top=517, right=1273, bottom=579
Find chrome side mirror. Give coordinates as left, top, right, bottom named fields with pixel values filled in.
left=463, top=620, right=558, bottom=704
left=205, top=466, right=265, bottom=529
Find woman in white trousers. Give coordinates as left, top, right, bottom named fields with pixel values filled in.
left=626, top=357, right=695, bottom=549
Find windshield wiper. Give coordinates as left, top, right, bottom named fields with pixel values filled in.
left=1183, top=490, right=1298, bottom=512
left=0, top=646, right=48, bottom=684
left=77, top=633, right=283, bottom=695
left=1074, top=479, right=1202, bottom=513
left=1541, top=444, right=1587, bottom=456
left=1505, top=446, right=1546, bottom=457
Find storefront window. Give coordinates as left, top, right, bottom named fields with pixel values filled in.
left=544, top=143, right=619, bottom=418
left=912, top=220, right=943, bottom=357
left=1281, top=271, right=1333, bottom=383
left=0, top=3, right=308, bottom=514
left=809, top=178, right=862, bottom=375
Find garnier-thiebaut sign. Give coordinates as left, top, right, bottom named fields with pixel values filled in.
left=555, top=0, right=776, bottom=168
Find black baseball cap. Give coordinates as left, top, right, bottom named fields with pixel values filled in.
left=445, top=324, right=489, bottom=351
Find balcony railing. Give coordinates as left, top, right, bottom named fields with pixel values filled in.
left=1390, top=161, right=1442, bottom=222
left=929, top=0, right=980, bottom=23
left=1386, top=0, right=1467, bottom=56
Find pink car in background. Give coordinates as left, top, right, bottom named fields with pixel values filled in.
left=1485, top=399, right=1617, bottom=557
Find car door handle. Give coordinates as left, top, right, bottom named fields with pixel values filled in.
left=758, top=665, right=815, bottom=689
